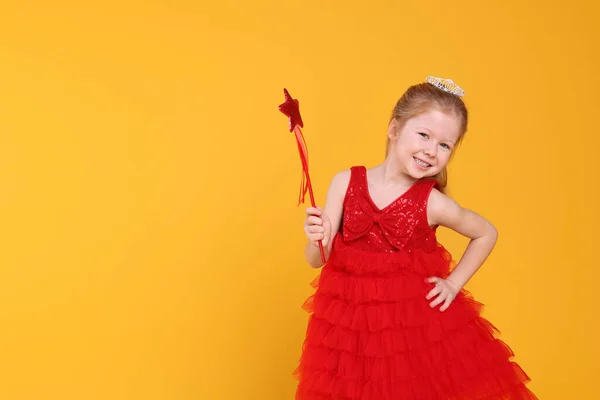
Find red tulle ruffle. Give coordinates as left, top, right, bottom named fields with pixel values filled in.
left=295, top=240, right=537, bottom=400
left=326, top=235, right=453, bottom=277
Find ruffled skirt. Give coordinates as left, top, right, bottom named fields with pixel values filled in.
left=294, top=236, right=537, bottom=400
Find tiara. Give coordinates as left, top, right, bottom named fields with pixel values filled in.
left=425, top=76, right=465, bottom=97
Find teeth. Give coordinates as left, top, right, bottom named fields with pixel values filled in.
left=414, top=158, right=431, bottom=167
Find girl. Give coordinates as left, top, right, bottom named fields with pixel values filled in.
left=294, top=77, right=537, bottom=399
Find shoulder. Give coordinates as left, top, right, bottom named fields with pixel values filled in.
left=328, top=169, right=352, bottom=195
left=427, top=187, right=462, bottom=226
left=428, top=187, right=460, bottom=209
left=322, top=169, right=352, bottom=215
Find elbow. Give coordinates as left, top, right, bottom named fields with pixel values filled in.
left=308, top=260, right=325, bottom=269
left=488, top=222, right=498, bottom=244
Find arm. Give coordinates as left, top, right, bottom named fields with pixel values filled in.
left=304, top=170, right=350, bottom=268
left=425, top=188, right=498, bottom=310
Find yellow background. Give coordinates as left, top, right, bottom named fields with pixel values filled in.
left=0, top=1, right=598, bottom=399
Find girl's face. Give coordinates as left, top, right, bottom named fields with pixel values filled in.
left=388, top=109, right=462, bottom=180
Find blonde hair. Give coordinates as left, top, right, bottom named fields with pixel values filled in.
left=385, top=82, right=469, bottom=192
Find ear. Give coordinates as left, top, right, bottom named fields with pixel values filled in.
left=387, top=119, right=400, bottom=140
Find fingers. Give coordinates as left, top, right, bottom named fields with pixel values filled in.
left=304, top=224, right=324, bottom=235
left=425, top=285, right=441, bottom=301
left=304, top=206, right=324, bottom=232
left=304, top=228, right=325, bottom=245
left=425, top=276, right=442, bottom=300
left=305, top=215, right=323, bottom=227
left=304, top=224, right=325, bottom=237
left=304, top=215, right=324, bottom=236
left=425, top=276, right=455, bottom=311
left=429, top=293, right=445, bottom=309
left=304, top=207, right=328, bottom=245
left=440, top=296, right=453, bottom=312
left=305, top=207, right=322, bottom=216
left=308, top=233, right=326, bottom=243
left=304, top=209, right=324, bottom=231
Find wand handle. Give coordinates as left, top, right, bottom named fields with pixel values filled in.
left=294, top=126, right=326, bottom=264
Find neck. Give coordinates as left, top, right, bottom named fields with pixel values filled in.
left=374, top=158, right=418, bottom=187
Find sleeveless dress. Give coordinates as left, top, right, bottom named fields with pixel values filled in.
left=294, top=166, right=537, bottom=400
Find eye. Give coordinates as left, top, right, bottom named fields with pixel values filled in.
left=418, top=132, right=429, bottom=139
left=440, top=143, right=452, bottom=150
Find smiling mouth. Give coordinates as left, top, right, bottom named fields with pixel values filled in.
left=413, top=157, right=432, bottom=168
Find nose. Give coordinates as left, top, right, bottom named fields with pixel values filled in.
left=423, top=146, right=437, bottom=158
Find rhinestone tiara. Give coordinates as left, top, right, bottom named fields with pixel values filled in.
left=425, top=76, right=465, bottom=97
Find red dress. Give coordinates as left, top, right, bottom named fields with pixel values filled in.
left=294, top=166, right=537, bottom=400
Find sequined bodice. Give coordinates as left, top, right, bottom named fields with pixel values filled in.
left=340, top=166, right=439, bottom=253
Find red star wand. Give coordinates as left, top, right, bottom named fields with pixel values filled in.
left=278, top=88, right=326, bottom=264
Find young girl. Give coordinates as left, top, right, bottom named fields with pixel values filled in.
left=294, top=77, right=537, bottom=399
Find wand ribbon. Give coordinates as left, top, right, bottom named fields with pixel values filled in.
left=278, top=88, right=326, bottom=264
